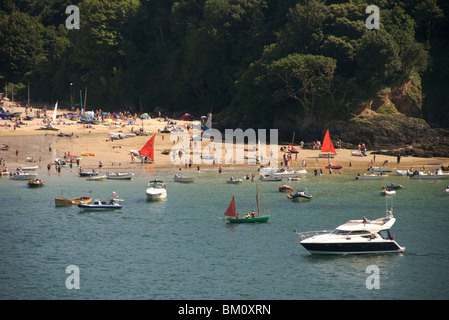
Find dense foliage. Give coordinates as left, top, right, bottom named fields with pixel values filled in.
left=0, top=0, right=447, bottom=128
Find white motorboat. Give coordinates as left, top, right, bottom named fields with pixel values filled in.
left=259, top=174, right=283, bottom=181
left=369, top=166, right=395, bottom=172
left=258, top=166, right=277, bottom=176
left=444, top=186, right=449, bottom=194
left=396, top=169, right=411, bottom=176
left=273, top=168, right=307, bottom=177
left=355, top=173, right=389, bottom=180
left=145, top=180, right=167, bottom=201
left=105, top=172, right=135, bottom=180
left=410, top=169, right=449, bottom=179
left=17, top=165, right=39, bottom=171
left=10, top=171, right=38, bottom=180
left=296, top=203, right=405, bottom=255
left=226, top=177, right=243, bottom=184
left=173, top=174, right=195, bottom=183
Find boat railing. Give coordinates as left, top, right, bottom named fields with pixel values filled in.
left=296, top=230, right=331, bottom=240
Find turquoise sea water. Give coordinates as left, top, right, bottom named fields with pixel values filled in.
left=0, top=166, right=448, bottom=300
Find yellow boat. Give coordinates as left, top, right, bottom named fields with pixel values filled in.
left=55, top=196, right=92, bottom=206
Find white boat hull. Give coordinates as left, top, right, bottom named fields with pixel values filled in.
left=106, top=172, right=135, bottom=180
left=355, top=174, right=389, bottom=180
left=146, top=189, right=167, bottom=200
left=10, top=173, right=38, bottom=180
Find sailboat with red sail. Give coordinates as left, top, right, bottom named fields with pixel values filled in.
left=319, top=129, right=337, bottom=158
left=224, top=185, right=270, bottom=223
left=139, top=134, right=155, bottom=161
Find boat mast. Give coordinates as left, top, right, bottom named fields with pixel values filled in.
left=256, top=185, right=260, bottom=217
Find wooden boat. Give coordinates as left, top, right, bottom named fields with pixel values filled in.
left=27, top=179, right=44, bottom=187
left=105, top=172, right=135, bottom=180
left=223, top=185, right=270, bottom=223
left=279, top=184, right=293, bottom=192
left=55, top=196, right=92, bottom=206
left=174, top=174, right=195, bottom=183
left=226, top=177, right=243, bottom=184
left=319, top=129, right=337, bottom=158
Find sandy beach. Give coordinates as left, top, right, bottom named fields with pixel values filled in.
left=1, top=103, right=448, bottom=174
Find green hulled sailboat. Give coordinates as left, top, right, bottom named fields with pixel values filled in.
left=224, top=185, right=270, bottom=223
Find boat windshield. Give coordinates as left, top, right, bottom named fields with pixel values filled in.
left=331, top=229, right=371, bottom=236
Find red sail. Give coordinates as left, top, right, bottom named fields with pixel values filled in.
left=224, top=196, right=236, bottom=217
left=139, top=135, right=155, bottom=161
left=321, top=129, right=336, bottom=154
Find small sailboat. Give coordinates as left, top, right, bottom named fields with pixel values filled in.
left=223, top=185, right=270, bottom=223
left=287, top=132, right=299, bottom=154
left=319, top=129, right=337, bottom=158
left=41, top=101, right=59, bottom=131
left=138, top=134, right=155, bottom=162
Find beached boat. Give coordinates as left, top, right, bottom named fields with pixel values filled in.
left=174, top=174, right=195, bottom=183
left=10, top=171, right=38, bottom=180
left=351, top=151, right=367, bottom=157
left=55, top=196, right=92, bottom=206
left=40, top=101, right=59, bottom=131
left=78, top=193, right=123, bottom=210
left=105, top=172, right=135, bottom=180
left=325, top=164, right=343, bottom=170
left=319, top=129, right=337, bottom=158
left=287, top=189, right=312, bottom=201
left=279, top=184, right=293, bottom=192
left=410, top=169, right=449, bottom=179
left=223, top=185, right=270, bottom=223
left=226, top=177, right=243, bottom=184
left=145, top=180, right=167, bottom=201
left=27, top=179, right=44, bottom=187
left=296, top=201, right=405, bottom=255
left=355, top=173, right=389, bottom=180
left=369, top=166, right=395, bottom=172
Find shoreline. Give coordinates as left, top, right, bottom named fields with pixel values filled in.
left=1, top=105, right=448, bottom=173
